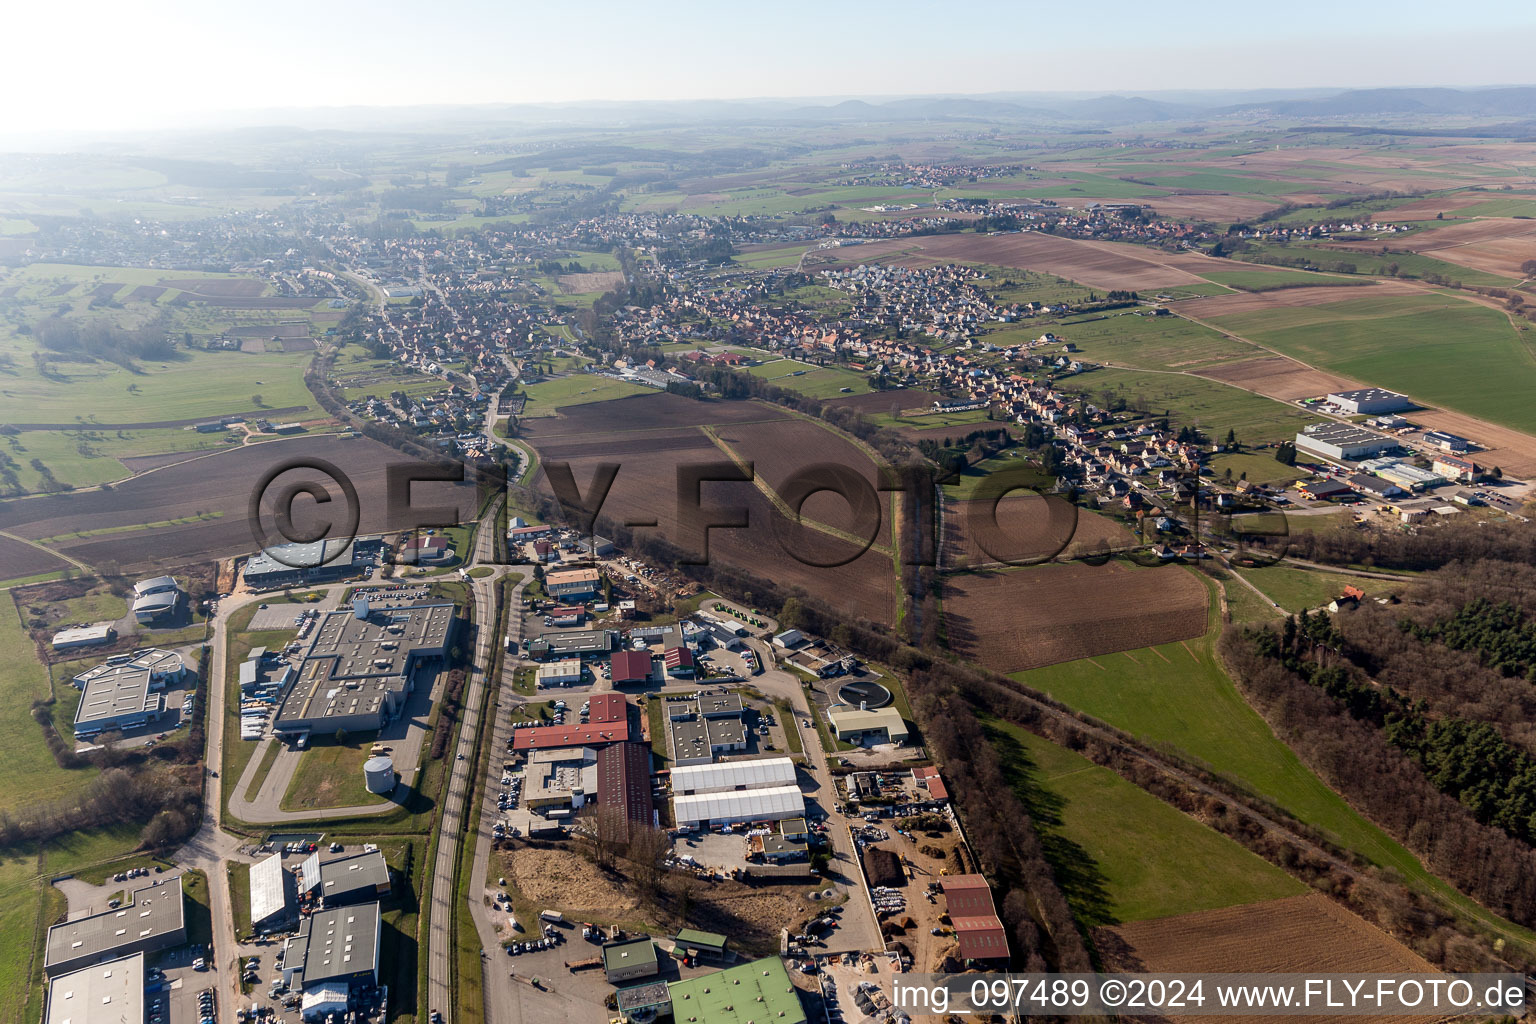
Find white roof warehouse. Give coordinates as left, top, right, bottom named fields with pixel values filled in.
left=72, top=649, right=185, bottom=739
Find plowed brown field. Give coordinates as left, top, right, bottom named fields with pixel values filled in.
left=819, top=233, right=1209, bottom=291
left=943, top=560, right=1206, bottom=672
left=1173, top=279, right=1420, bottom=317
left=1097, top=892, right=1436, bottom=1024
left=943, top=495, right=1134, bottom=568
left=1196, top=356, right=1358, bottom=402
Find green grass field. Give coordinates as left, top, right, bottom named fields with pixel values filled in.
left=1011, top=579, right=1536, bottom=955
left=942, top=450, right=1053, bottom=500
left=992, top=309, right=1259, bottom=373
left=744, top=359, right=871, bottom=399
left=1235, top=565, right=1409, bottom=613
left=281, top=731, right=385, bottom=812
left=1207, top=292, right=1536, bottom=433
left=517, top=374, right=653, bottom=417
left=988, top=719, right=1304, bottom=925
left=1053, top=368, right=1313, bottom=444
left=0, top=345, right=319, bottom=425
left=1207, top=451, right=1308, bottom=488
left=0, top=598, right=100, bottom=814
left=1212, top=567, right=1285, bottom=624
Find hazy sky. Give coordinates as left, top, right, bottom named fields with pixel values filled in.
left=5, top=0, right=1536, bottom=137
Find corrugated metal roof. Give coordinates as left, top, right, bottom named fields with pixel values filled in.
left=670, top=757, right=796, bottom=794
left=250, top=852, right=289, bottom=926
left=672, top=785, right=805, bottom=824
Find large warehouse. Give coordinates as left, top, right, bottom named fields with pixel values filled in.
left=71, top=648, right=185, bottom=739
left=673, top=786, right=806, bottom=829
left=1295, top=422, right=1400, bottom=462
left=272, top=600, right=455, bottom=739
left=281, top=901, right=381, bottom=1018
left=1326, top=388, right=1413, bottom=415
left=243, top=538, right=383, bottom=590
left=45, top=952, right=143, bottom=1024
left=250, top=851, right=295, bottom=934
left=671, top=757, right=805, bottom=828
left=827, top=706, right=909, bottom=746
left=45, top=877, right=186, bottom=978
left=299, top=849, right=392, bottom=909
left=671, top=757, right=797, bottom=796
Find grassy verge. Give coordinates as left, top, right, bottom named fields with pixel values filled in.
left=182, top=870, right=213, bottom=949
left=773, top=698, right=804, bottom=755
left=227, top=861, right=252, bottom=940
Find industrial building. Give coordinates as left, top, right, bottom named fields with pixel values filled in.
left=666, top=694, right=747, bottom=766
left=527, top=629, right=613, bottom=661
left=243, top=537, right=382, bottom=590
left=250, top=851, right=296, bottom=934
left=667, top=957, right=805, bottom=1024
left=130, top=575, right=182, bottom=623
left=45, top=877, right=186, bottom=978
left=51, top=623, right=116, bottom=650
left=1358, top=457, right=1448, bottom=492
left=1433, top=454, right=1477, bottom=482
left=241, top=646, right=294, bottom=697
left=71, top=648, right=185, bottom=739
left=271, top=599, right=455, bottom=739
left=941, top=875, right=1009, bottom=963
left=1326, top=388, right=1413, bottom=415
left=673, top=786, right=805, bottom=828
left=44, top=952, right=143, bottom=1024
left=1423, top=430, right=1473, bottom=453
left=827, top=706, right=909, bottom=746
left=672, top=757, right=797, bottom=795
left=536, top=658, right=583, bottom=688
left=1295, top=423, right=1400, bottom=462
left=523, top=746, right=599, bottom=811
left=1297, top=478, right=1355, bottom=502
left=546, top=567, right=600, bottom=599
left=1345, top=473, right=1407, bottom=500
left=663, top=645, right=695, bottom=678
left=595, top=741, right=655, bottom=842
left=603, top=938, right=659, bottom=984
left=299, top=850, right=392, bottom=909
left=609, top=650, right=655, bottom=685
left=281, top=901, right=381, bottom=1018
left=511, top=692, right=631, bottom=751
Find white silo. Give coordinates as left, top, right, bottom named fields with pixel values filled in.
left=363, top=755, right=396, bottom=795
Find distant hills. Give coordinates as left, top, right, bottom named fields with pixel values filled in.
left=222, top=86, right=1536, bottom=131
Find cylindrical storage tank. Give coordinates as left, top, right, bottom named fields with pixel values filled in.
left=363, top=755, right=396, bottom=795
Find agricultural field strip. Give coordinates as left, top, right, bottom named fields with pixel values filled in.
left=700, top=424, right=895, bottom=555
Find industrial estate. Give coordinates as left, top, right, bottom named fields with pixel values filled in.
left=7, top=25, right=1536, bottom=1024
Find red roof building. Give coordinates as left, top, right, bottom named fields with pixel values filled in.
left=911, top=766, right=949, bottom=802
left=512, top=693, right=631, bottom=751
left=596, top=741, right=654, bottom=843
left=664, top=646, right=695, bottom=677
left=610, top=651, right=653, bottom=685
left=940, top=875, right=1009, bottom=962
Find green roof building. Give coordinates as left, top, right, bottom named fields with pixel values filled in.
left=603, top=937, right=660, bottom=984
left=673, top=927, right=729, bottom=961
left=668, top=957, right=806, bottom=1024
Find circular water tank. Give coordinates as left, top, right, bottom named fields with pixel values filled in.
left=837, top=679, right=892, bottom=709
left=363, top=755, right=396, bottom=795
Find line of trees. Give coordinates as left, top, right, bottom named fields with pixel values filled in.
left=1222, top=614, right=1536, bottom=931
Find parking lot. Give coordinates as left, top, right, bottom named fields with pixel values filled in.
left=150, top=945, right=221, bottom=1024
